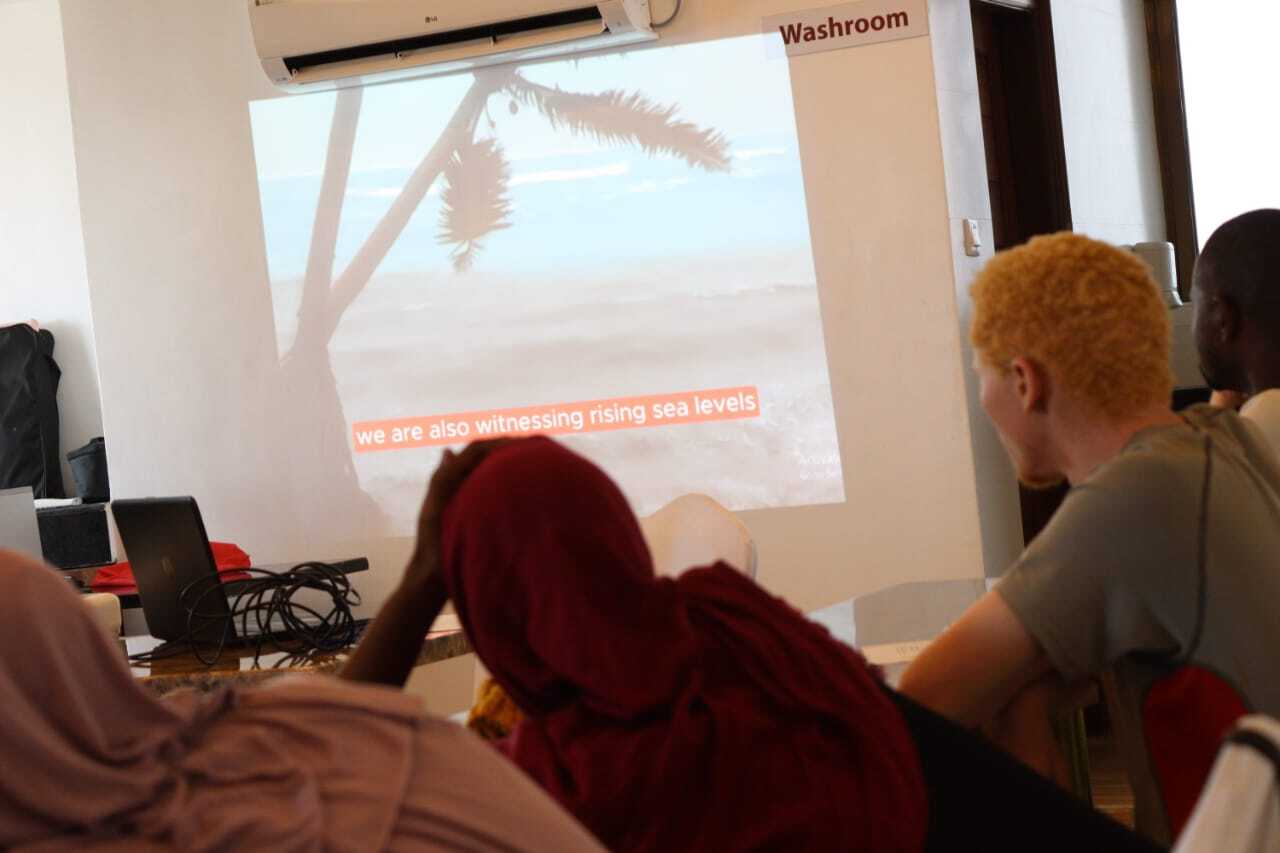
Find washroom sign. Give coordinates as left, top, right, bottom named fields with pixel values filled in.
left=763, top=0, right=928, bottom=58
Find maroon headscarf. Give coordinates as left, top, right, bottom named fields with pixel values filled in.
left=441, top=438, right=927, bottom=851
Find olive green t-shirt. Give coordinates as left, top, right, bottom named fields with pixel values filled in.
left=998, top=405, right=1280, bottom=844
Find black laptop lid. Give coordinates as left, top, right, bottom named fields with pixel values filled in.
left=111, top=497, right=231, bottom=642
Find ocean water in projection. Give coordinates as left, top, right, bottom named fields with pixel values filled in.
left=249, top=34, right=845, bottom=534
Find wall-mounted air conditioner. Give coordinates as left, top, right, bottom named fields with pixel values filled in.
left=248, top=0, right=657, bottom=93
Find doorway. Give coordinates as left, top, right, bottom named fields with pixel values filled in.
left=971, top=0, right=1072, bottom=543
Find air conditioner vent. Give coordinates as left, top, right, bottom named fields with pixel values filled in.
left=284, top=7, right=604, bottom=74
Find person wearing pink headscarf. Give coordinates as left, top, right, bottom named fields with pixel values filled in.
left=0, top=547, right=603, bottom=852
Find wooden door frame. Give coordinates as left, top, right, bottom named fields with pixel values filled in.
left=1029, top=0, right=1073, bottom=233
left=971, top=0, right=1075, bottom=545
left=1143, top=0, right=1198, bottom=300
left=971, top=0, right=1073, bottom=237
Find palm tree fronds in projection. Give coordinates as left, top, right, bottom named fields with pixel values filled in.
left=504, top=77, right=732, bottom=173
left=437, top=137, right=514, bottom=271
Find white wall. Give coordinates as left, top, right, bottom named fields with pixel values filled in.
left=59, top=0, right=313, bottom=561
left=0, top=0, right=100, bottom=494
left=927, top=0, right=1025, bottom=578
left=734, top=0, right=985, bottom=609
left=57, top=0, right=985, bottom=615
left=1052, top=0, right=1166, bottom=246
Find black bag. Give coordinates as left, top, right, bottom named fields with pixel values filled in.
left=67, top=436, right=109, bottom=503
left=0, top=324, right=65, bottom=498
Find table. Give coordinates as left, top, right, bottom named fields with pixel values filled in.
left=807, top=578, right=993, bottom=687
left=127, top=619, right=472, bottom=697
left=69, top=557, right=370, bottom=611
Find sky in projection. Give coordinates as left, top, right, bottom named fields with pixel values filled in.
left=251, top=36, right=813, bottom=287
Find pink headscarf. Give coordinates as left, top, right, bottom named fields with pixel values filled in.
left=0, top=548, right=422, bottom=851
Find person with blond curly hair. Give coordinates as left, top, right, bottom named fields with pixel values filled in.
left=901, top=232, right=1280, bottom=846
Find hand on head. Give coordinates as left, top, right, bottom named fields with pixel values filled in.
left=340, top=438, right=516, bottom=687
left=404, top=439, right=515, bottom=593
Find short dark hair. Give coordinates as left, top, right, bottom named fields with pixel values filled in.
left=1196, top=209, right=1280, bottom=326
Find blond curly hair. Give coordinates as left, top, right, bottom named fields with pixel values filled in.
left=970, top=232, right=1172, bottom=419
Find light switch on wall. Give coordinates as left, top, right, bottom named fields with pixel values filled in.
left=963, top=219, right=982, bottom=257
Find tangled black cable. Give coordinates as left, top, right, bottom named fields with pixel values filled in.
left=129, top=562, right=367, bottom=670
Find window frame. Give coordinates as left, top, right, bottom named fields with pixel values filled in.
left=1143, top=0, right=1198, bottom=300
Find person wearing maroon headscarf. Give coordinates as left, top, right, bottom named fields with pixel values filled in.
left=449, top=437, right=929, bottom=851
left=347, top=437, right=1163, bottom=852
left=347, top=436, right=926, bottom=850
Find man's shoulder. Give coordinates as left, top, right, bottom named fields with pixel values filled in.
left=1185, top=401, right=1269, bottom=449
left=1185, top=402, right=1280, bottom=483
left=1081, top=428, right=1207, bottom=511
left=1241, top=388, right=1280, bottom=421
left=1073, top=406, right=1280, bottom=531
left=1023, top=428, right=1207, bottom=558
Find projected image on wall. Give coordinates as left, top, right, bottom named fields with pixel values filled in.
left=249, top=35, right=844, bottom=534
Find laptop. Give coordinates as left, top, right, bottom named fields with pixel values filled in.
left=111, top=497, right=241, bottom=643
left=0, top=486, right=44, bottom=562
left=111, top=497, right=367, bottom=644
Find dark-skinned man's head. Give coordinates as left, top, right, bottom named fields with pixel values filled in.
left=1193, top=209, right=1280, bottom=394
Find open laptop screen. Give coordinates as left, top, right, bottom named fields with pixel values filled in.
left=111, top=497, right=232, bottom=643
left=0, top=486, right=43, bottom=562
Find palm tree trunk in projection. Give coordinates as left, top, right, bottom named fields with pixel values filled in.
left=279, top=85, right=370, bottom=530
left=279, top=75, right=499, bottom=537
left=294, top=86, right=362, bottom=356
left=323, top=73, right=505, bottom=343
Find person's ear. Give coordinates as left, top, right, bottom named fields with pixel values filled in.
left=1009, top=356, right=1048, bottom=414
left=1215, top=292, right=1241, bottom=346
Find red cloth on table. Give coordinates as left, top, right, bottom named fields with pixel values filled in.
left=90, top=542, right=252, bottom=590
left=440, top=437, right=928, bottom=853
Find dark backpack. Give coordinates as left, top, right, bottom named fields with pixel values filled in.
left=0, top=324, right=64, bottom=498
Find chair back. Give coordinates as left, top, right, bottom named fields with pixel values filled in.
left=1174, top=715, right=1280, bottom=852
left=638, top=493, right=756, bottom=579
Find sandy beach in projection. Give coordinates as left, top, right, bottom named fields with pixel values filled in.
left=283, top=255, right=844, bottom=531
